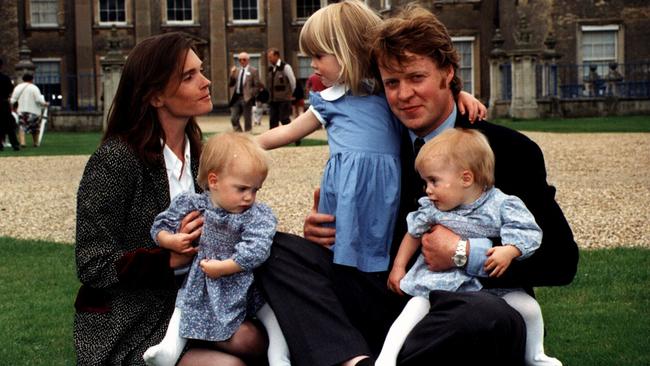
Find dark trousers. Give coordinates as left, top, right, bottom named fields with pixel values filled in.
left=268, top=101, right=292, bottom=129
left=0, top=102, right=19, bottom=150
left=230, top=94, right=253, bottom=132
left=257, top=232, right=526, bottom=366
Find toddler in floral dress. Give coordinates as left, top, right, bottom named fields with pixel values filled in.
left=144, top=132, right=289, bottom=366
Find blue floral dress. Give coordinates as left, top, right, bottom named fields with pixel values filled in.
left=400, top=187, right=542, bottom=297
left=151, top=191, right=277, bottom=341
left=309, top=84, right=403, bottom=272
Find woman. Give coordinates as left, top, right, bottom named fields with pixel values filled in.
left=74, top=32, right=266, bottom=366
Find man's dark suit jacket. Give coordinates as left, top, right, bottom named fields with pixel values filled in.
left=395, top=112, right=579, bottom=291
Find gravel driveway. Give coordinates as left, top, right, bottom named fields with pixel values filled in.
left=1, top=130, right=648, bottom=249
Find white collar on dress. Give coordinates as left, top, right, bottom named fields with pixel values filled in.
left=319, top=83, right=348, bottom=101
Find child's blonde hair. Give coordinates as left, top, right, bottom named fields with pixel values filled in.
left=197, top=132, right=269, bottom=190
left=299, top=0, right=381, bottom=95
left=415, top=128, right=495, bottom=189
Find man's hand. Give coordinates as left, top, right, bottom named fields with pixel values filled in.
left=421, top=225, right=461, bottom=271
left=303, top=188, right=336, bottom=247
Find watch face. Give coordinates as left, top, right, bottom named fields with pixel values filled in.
left=453, top=255, right=467, bottom=267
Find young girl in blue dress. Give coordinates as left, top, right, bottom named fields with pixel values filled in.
left=256, top=0, right=485, bottom=274
left=143, top=132, right=288, bottom=366
left=377, top=128, right=562, bottom=366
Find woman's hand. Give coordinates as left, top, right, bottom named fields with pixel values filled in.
left=179, top=210, right=204, bottom=243
left=303, top=188, right=336, bottom=247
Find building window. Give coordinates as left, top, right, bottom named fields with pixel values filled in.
left=453, top=37, right=474, bottom=94
left=232, top=0, right=259, bottom=23
left=296, top=0, right=322, bottom=19
left=99, top=0, right=126, bottom=23
left=30, top=0, right=58, bottom=27
left=581, top=25, right=619, bottom=77
left=380, top=0, right=391, bottom=11
left=167, top=0, right=193, bottom=23
left=34, top=60, right=62, bottom=108
left=297, top=55, right=312, bottom=79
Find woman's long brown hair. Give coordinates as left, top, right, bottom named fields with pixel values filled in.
left=103, top=32, right=203, bottom=166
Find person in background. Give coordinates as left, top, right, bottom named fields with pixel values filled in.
left=0, top=58, right=20, bottom=151
left=305, top=72, right=326, bottom=95
left=74, top=32, right=266, bottom=366
left=266, top=48, right=296, bottom=130
left=229, top=52, right=263, bottom=132
left=10, top=73, right=48, bottom=147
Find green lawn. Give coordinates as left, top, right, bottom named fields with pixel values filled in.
left=1, top=115, right=648, bottom=158
left=1, top=237, right=648, bottom=365
left=493, top=114, right=650, bottom=132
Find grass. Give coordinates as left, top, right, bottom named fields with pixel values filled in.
left=0, top=132, right=327, bottom=158
left=0, top=237, right=77, bottom=365
left=492, top=115, right=650, bottom=132
left=1, top=115, right=648, bottom=158
left=1, top=237, right=648, bottom=365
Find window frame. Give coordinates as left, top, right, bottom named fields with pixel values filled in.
left=452, top=36, right=476, bottom=95
left=293, top=0, right=326, bottom=23
left=33, top=58, right=63, bottom=107
left=163, top=0, right=197, bottom=25
left=26, top=0, right=61, bottom=28
left=578, top=24, right=623, bottom=81
left=230, top=0, right=261, bottom=25
left=97, top=0, right=128, bottom=26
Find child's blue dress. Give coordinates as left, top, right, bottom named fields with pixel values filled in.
left=400, top=187, right=542, bottom=297
left=309, top=84, right=403, bottom=272
left=151, top=191, right=277, bottom=341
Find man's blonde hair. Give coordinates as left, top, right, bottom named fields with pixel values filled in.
left=415, top=128, right=495, bottom=189
left=299, top=0, right=381, bottom=95
left=197, top=132, right=269, bottom=190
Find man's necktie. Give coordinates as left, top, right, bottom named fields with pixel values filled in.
left=413, top=137, right=425, bottom=158
left=238, top=69, right=245, bottom=94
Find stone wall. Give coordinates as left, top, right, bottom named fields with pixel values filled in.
left=0, top=2, right=19, bottom=78
left=50, top=112, right=103, bottom=132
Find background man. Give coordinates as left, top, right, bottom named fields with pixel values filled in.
left=266, top=48, right=296, bottom=130
left=229, top=52, right=263, bottom=132
left=0, top=58, right=19, bottom=151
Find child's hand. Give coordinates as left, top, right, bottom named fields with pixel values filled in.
left=157, top=231, right=197, bottom=254
left=387, top=266, right=406, bottom=295
left=200, top=259, right=225, bottom=279
left=457, top=90, right=487, bottom=123
left=484, top=245, right=522, bottom=277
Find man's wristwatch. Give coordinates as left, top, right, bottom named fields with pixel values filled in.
left=452, top=239, right=468, bottom=268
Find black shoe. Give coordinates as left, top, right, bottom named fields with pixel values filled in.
left=12, top=146, right=20, bottom=151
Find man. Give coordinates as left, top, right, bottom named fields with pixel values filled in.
left=11, top=73, right=48, bottom=147
left=229, top=52, right=263, bottom=132
left=266, top=48, right=296, bottom=130
left=0, top=58, right=20, bottom=151
left=258, top=4, right=578, bottom=366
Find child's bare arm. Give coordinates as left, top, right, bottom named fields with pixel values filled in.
left=156, top=230, right=198, bottom=254
left=457, top=90, right=487, bottom=122
left=387, top=233, right=421, bottom=295
left=199, top=259, right=243, bottom=279
left=485, top=245, right=522, bottom=277
left=256, top=109, right=321, bottom=149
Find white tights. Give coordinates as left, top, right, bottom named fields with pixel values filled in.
left=376, top=292, right=562, bottom=366
left=143, top=304, right=291, bottom=366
